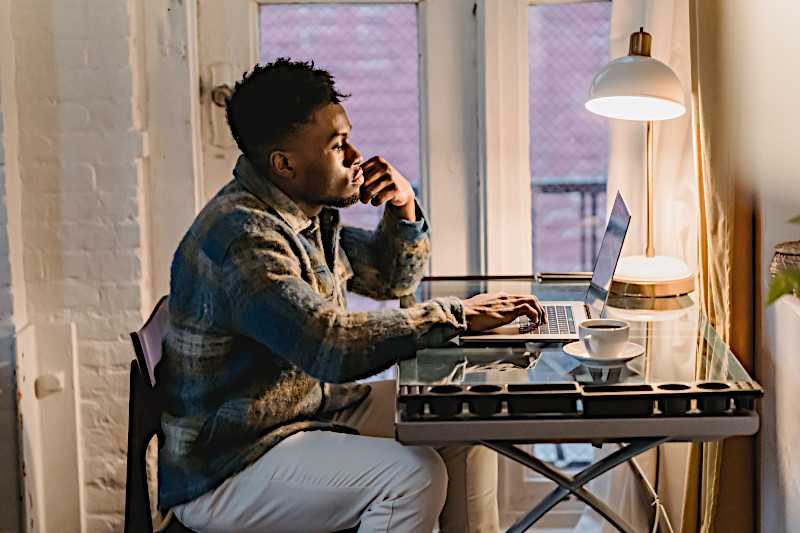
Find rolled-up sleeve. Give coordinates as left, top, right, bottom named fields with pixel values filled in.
left=340, top=201, right=431, bottom=300
left=222, top=228, right=466, bottom=383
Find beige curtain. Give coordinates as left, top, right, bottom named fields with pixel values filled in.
left=607, top=0, right=697, bottom=271
left=683, top=1, right=756, bottom=532
left=607, top=0, right=696, bottom=529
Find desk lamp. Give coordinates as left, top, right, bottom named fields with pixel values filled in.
left=586, top=27, right=694, bottom=297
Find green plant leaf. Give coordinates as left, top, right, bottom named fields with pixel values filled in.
left=789, top=214, right=800, bottom=224
left=767, top=269, right=800, bottom=304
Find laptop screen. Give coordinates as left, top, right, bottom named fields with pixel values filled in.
left=584, top=191, right=631, bottom=318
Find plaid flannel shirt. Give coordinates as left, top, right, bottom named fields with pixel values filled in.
left=157, top=155, right=467, bottom=509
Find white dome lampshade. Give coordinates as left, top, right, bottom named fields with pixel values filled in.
left=585, top=28, right=686, bottom=121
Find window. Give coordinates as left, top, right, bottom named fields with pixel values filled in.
left=260, top=3, right=421, bottom=231
left=529, top=1, right=612, bottom=273
left=199, top=0, right=477, bottom=277
left=259, top=2, right=423, bottom=332
left=195, top=0, right=620, bottom=525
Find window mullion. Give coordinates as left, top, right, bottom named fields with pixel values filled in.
left=420, top=0, right=481, bottom=276
left=477, top=0, right=533, bottom=275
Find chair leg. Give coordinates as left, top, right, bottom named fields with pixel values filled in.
left=125, top=362, right=155, bottom=533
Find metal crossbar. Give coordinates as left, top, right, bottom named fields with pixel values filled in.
left=482, top=437, right=669, bottom=533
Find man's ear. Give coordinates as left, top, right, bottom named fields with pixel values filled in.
left=269, top=149, right=294, bottom=179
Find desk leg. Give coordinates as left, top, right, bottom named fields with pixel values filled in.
left=482, top=438, right=669, bottom=533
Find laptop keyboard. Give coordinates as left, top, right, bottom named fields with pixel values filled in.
left=518, top=305, right=576, bottom=336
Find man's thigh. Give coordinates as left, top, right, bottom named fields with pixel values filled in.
left=174, top=429, right=437, bottom=533
left=332, top=379, right=396, bottom=438
left=337, top=380, right=500, bottom=532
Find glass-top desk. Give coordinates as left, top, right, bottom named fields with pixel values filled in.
left=395, top=277, right=762, bottom=533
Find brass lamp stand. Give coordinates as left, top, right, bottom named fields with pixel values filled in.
left=610, top=118, right=694, bottom=297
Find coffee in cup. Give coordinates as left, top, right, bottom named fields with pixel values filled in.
left=578, top=319, right=630, bottom=358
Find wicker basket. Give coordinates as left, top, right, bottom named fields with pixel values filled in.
left=770, top=240, right=800, bottom=278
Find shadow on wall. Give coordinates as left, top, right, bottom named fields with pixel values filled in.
left=0, top=336, right=22, bottom=532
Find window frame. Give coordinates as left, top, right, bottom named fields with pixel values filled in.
left=478, top=0, right=612, bottom=276
left=187, top=0, right=612, bottom=286
left=477, top=0, right=533, bottom=275
left=194, top=0, right=482, bottom=276
left=145, top=0, right=614, bottom=524
left=504, top=1, right=612, bottom=523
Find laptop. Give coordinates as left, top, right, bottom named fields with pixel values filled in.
left=461, top=191, right=631, bottom=343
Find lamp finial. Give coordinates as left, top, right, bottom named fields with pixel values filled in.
left=629, top=27, right=652, bottom=57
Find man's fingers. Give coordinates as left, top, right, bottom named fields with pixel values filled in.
left=371, top=184, right=399, bottom=206
left=513, top=303, right=541, bottom=324
left=359, top=174, right=386, bottom=202
left=360, top=155, right=381, bottom=170
left=501, top=294, right=535, bottom=303
left=509, top=295, right=546, bottom=323
left=361, top=165, right=387, bottom=186
left=361, top=173, right=392, bottom=194
left=361, top=157, right=388, bottom=179
left=360, top=175, right=393, bottom=203
left=361, top=173, right=388, bottom=196
left=528, top=297, right=546, bottom=324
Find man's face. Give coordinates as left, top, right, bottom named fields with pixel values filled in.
left=282, top=103, right=364, bottom=209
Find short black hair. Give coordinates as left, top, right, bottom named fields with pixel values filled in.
left=225, top=58, right=349, bottom=171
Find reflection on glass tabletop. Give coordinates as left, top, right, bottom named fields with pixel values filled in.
left=403, top=278, right=755, bottom=387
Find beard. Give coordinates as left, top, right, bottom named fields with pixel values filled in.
left=320, top=192, right=360, bottom=209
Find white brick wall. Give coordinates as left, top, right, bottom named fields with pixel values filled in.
left=6, top=1, right=150, bottom=530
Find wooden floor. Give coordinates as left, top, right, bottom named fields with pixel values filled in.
left=500, top=511, right=604, bottom=532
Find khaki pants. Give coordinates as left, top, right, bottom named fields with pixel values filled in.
left=173, top=380, right=499, bottom=532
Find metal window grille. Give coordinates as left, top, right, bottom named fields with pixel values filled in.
left=259, top=4, right=421, bottom=231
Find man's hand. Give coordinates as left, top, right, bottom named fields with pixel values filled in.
left=462, top=293, right=546, bottom=332
left=359, top=156, right=416, bottom=221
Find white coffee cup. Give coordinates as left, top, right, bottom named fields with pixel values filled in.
left=578, top=319, right=630, bottom=358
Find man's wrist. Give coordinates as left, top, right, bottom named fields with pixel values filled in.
left=384, top=198, right=429, bottom=243
left=392, top=198, right=417, bottom=221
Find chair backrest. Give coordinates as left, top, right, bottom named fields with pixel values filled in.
left=125, top=295, right=170, bottom=533
left=131, top=295, right=170, bottom=387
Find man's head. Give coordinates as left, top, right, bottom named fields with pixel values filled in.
left=226, top=59, right=364, bottom=215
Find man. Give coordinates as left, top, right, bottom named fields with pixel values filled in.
left=159, top=58, right=545, bottom=532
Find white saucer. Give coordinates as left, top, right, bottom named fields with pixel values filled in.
left=562, top=341, right=644, bottom=367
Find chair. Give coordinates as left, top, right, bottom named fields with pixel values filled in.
left=125, top=295, right=193, bottom=533
left=124, top=295, right=358, bottom=533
